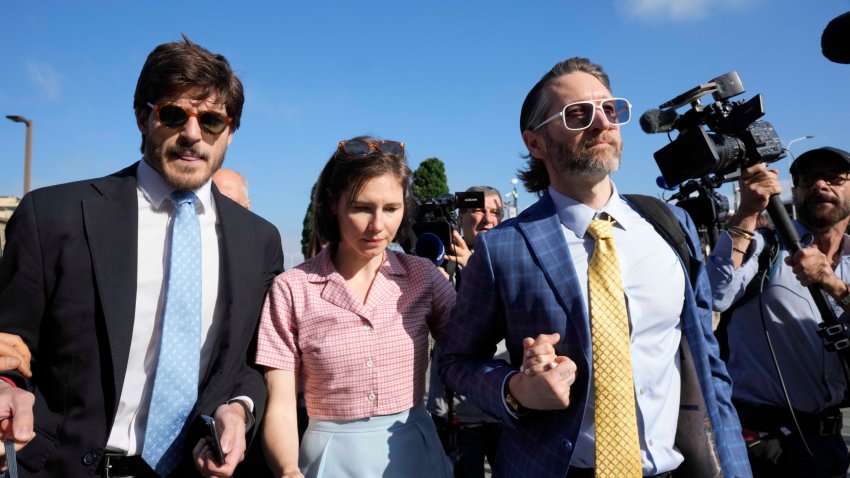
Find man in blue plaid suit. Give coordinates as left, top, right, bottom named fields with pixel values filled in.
left=439, top=57, right=751, bottom=478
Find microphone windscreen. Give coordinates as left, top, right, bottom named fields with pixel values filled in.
left=640, top=109, right=664, bottom=134
left=823, top=11, right=850, bottom=64
left=640, top=108, right=678, bottom=134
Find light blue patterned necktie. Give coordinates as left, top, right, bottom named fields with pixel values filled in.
left=142, top=191, right=202, bottom=476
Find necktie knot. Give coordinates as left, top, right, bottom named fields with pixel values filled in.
left=169, top=191, right=197, bottom=209
left=587, top=217, right=613, bottom=240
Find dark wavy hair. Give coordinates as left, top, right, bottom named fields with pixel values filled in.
left=517, top=57, right=611, bottom=193
left=133, top=34, right=244, bottom=152
left=312, top=136, right=413, bottom=246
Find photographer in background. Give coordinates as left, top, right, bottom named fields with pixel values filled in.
left=428, top=185, right=507, bottom=478
left=707, top=148, right=850, bottom=477
left=443, top=186, right=505, bottom=268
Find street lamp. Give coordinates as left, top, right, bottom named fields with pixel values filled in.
left=785, top=135, right=815, bottom=161
left=783, top=135, right=814, bottom=220
left=6, top=115, right=33, bottom=195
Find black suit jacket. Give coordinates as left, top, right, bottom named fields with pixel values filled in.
left=0, top=163, right=283, bottom=477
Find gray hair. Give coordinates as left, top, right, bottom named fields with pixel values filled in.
left=461, top=185, right=504, bottom=220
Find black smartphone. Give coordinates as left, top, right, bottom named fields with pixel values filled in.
left=200, top=414, right=226, bottom=465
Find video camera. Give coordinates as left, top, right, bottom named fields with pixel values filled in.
left=640, top=71, right=786, bottom=188
left=411, top=191, right=484, bottom=265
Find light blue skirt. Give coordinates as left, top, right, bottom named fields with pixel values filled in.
left=299, top=402, right=453, bottom=478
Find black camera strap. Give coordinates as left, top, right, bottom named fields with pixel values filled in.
left=623, top=194, right=691, bottom=278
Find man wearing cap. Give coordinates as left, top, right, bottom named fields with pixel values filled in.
left=708, top=147, right=850, bottom=477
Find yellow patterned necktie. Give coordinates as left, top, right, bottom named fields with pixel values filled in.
left=586, top=216, right=642, bottom=478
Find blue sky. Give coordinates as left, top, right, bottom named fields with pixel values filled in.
left=2, top=1, right=848, bottom=267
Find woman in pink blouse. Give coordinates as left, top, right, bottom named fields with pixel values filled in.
left=256, top=136, right=455, bottom=477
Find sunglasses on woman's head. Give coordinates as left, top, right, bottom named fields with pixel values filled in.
left=336, top=139, right=405, bottom=158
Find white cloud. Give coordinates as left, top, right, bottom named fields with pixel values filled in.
left=616, top=0, right=759, bottom=22
left=25, top=60, right=62, bottom=101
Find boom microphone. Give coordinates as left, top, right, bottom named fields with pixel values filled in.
left=639, top=108, right=679, bottom=134
left=823, top=11, right=850, bottom=64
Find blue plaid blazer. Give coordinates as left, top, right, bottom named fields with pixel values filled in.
left=439, top=192, right=751, bottom=478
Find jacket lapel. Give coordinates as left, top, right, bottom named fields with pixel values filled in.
left=204, top=186, right=257, bottom=385
left=82, top=164, right=140, bottom=400
left=516, top=194, right=591, bottom=363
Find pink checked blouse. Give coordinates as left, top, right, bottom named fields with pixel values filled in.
left=256, top=247, right=456, bottom=420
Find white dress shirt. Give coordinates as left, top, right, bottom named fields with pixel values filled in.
left=106, top=159, right=224, bottom=454
left=548, top=184, right=686, bottom=475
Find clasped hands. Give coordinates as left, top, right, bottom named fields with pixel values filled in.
left=510, top=333, right=577, bottom=411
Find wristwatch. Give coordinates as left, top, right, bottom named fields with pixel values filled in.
left=504, top=377, right=530, bottom=416
left=226, top=398, right=256, bottom=431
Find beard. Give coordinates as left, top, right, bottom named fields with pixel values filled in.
left=145, top=136, right=224, bottom=190
left=796, top=192, right=850, bottom=230
left=545, top=132, right=623, bottom=177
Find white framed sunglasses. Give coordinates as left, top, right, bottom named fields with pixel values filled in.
left=534, top=98, right=632, bottom=131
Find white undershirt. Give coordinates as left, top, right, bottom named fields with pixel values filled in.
left=106, top=159, right=223, bottom=454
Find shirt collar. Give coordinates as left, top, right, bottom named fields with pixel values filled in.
left=309, top=246, right=406, bottom=283
left=547, top=181, right=633, bottom=239
left=136, top=158, right=213, bottom=214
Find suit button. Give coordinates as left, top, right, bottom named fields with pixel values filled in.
left=561, top=438, right=573, bottom=452
left=82, top=451, right=99, bottom=466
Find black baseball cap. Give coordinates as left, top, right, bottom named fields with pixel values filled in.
left=790, top=146, right=850, bottom=178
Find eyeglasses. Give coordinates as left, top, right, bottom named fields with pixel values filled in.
left=795, top=170, right=850, bottom=188
left=146, top=102, right=232, bottom=135
left=336, top=139, right=405, bottom=158
left=534, top=98, right=632, bottom=131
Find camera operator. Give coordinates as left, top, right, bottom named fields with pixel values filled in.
left=444, top=186, right=505, bottom=268
left=427, top=185, right=507, bottom=478
left=707, top=148, right=850, bottom=477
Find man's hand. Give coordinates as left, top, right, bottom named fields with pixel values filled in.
left=192, top=402, right=249, bottom=478
left=519, top=333, right=561, bottom=376
left=735, top=163, right=781, bottom=222
left=0, top=333, right=31, bottom=377
left=509, top=333, right=576, bottom=410
left=784, top=246, right=846, bottom=293
left=444, top=231, right=472, bottom=268
left=0, top=382, right=36, bottom=466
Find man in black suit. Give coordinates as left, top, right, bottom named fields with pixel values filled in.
left=0, top=36, right=282, bottom=477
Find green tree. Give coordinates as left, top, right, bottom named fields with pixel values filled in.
left=300, top=182, right=318, bottom=258
left=412, top=157, right=449, bottom=202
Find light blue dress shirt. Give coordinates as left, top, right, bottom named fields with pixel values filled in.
left=548, top=184, right=686, bottom=474
left=707, top=224, right=849, bottom=412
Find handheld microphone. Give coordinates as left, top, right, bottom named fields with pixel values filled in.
left=639, top=108, right=679, bottom=134
left=413, top=232, right=446, bottom=266
left=656, top=176, right=675, bottom=190
left=822, top=11, right=850, bottom=64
